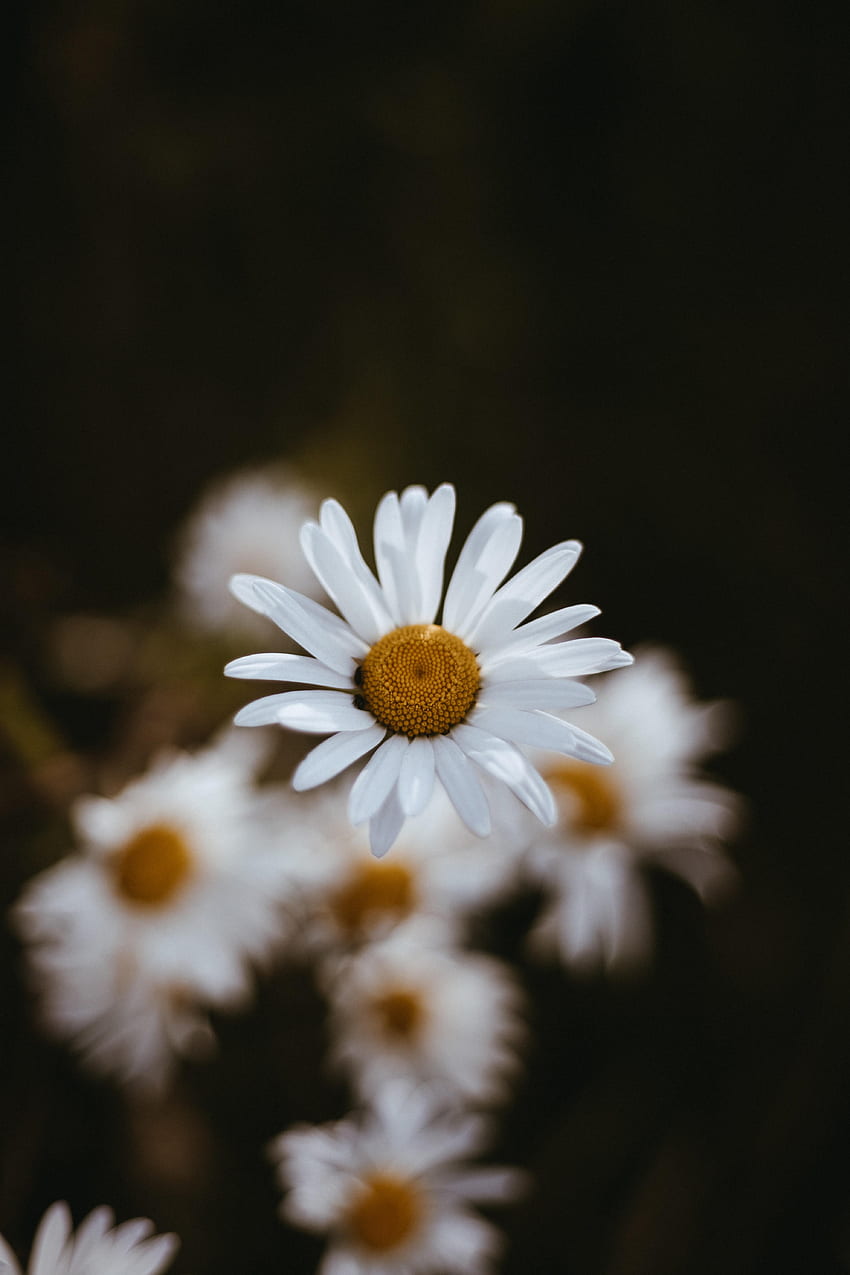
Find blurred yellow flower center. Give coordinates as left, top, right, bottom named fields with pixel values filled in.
left=347, top=1172, right=423, bottom=1252
left=359, top=624, right=479, bottom=737
left=330, top=859, right=416, bottom=936
left=372, top=987, right=424, bottom=1040
left=548, top=761, right=621, bottom=835
left=111, top=823, right=194, bottom=906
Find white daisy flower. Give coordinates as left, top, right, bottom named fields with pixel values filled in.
left=0, top=1201, right=178, bottom=1275
left=278, top=785, right=526, bottom=957
left=525, top=646, right=740, bottom=971
left=270, top=1081, right=525, bottom=1275
left=324, top=922, right=526, bottom=1106
left=226, top=482, right=631, bottom=855
left=173, top=465, right=321, bottom=639
left=13, top=730, right=295, bottom=1091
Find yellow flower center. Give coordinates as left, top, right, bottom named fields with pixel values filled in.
left=372, top=987, right=425, bottom=1040
left=110, top=823, right=195, bottom=906
left=358, top=624, right=479, bottom=737
left=547, top=761, right=621, bottom=835
left=330, top=858, right=416, bottom=937
left=346, top=1173, right=424, bottom=1253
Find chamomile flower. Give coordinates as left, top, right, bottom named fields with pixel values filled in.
left=271, top=1081, right=525, bottom=1275
left=324, top=922, right=526, bottom=1106
left=525, top=646, right=740, bottom=971
left=226, top=483, right=631, bottom=855
left=174, top=465, right=321, bottom=639
left=0, top=1201, right=178, bottom=1275
left=279, top=785, right=525, bottom=958
left=13, top=730, right=295, bottom=1091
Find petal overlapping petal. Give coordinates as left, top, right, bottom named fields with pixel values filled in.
left=452, top=723, right=556, bottom=825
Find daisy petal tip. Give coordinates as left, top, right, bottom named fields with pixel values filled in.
left=228, top=572, right=259, bottom=602
left=232, top=704, right=268, bottom=727
left=368, top=826, right=397, bottom=858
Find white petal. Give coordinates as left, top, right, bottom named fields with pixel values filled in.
left=300, top=522, right=389, bottom=644
left=452, top=723, right=557, bottom=825
left=414, top=483, right=456, bottom=623
left=235, top=691, right=373, bottom=733
left=442, top=1165, right=528, bottom=1203
left=348, top=734, right=409, bottom=825
left=133, top=1233, right=181, bottom=1275
left=483, top=639, right=632, bottom=681
left=469, top=541, right=582, bottom=648
left=442, top=503, right=522, bottom=634
left=224, top=653, right=353, bottom=689
left=373, top=492, right=417, bottom=626
left=432, top=734, right=491, bottom=836
left=68, top=1207, right=114, bottom=1263
left=470, top=706, right=614, bottom=764
left=29, top=1203, right=71, bottom=1275
left=292, top=725, right=386, bottom=790
left=397, top=736, right=436, bottom=817
left=478, top=602, right=600, bottom=664
left=369, top=790, right=405, bottom=857
left=534, top=638, right=633, bottom=676
left=443, top=512, right=522, bottom=642
left=477, top=678, right=596, bottom=710
left=400, top=484, right=428, bottom=540
left=229, top=575, right=366, bottom=672
left=319, top=500, right=394, bottom=622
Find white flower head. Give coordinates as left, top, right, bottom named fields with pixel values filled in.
left=525, top=645, right=740, bottom=971
left=279, top=784, right=526, bottom=959
left=270, top=1081, right=526, bottom=1275
left=0, top=1201, right=178, bottom=1275
left=325, top=922, right=526, bottom=1106
left=173, top=465, right=321, bottom=639
left=226, top=483, right=632, bottom=855
left=13, top=730, right=296, bottom=1092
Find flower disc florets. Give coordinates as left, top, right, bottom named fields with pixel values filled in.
left=359, top=624, right=479, bottom=737
left=110, top=823, right=195, bottom=906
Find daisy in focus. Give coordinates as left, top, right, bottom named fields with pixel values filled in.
left=271, top=1082, right=525, bottom=1275
left=524, top=646, right=740, bottom=971
left=13, top=730, right=295, bottom=1092
left=279, top=785, right=526, bottom=958
left=174, top=465, right=321, bottom=639
left=226, top=482, right=632, bottom=855
left=324, top=922, right=526, bottom=1107
left=0, top=1201, right=178, bottom=1275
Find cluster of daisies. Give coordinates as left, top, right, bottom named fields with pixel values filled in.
left=4, top=476, right=739, bottom=1274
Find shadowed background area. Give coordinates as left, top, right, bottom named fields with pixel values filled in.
left=3, top=2, right=848, bottom=1273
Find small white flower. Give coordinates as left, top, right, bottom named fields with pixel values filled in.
left=279, top=785, right=526, bottom=958
left=325, top=923, right=526, bottom=1106
left=174, top=465, right=321, bottom=639
left=13, top=730, right=295, bottom=1091
left=226, top=482, right=631, bottom=855
left=525, top=646, right=740, bottom=971
left=0, top=1201, right=178, bottom=1275
left=270, top=1082, right=525, bottom=1275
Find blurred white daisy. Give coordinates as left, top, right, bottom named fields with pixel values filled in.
left=525, top=646, right=740, bottom=971
left=324, top=922, right=526, bottom=1106
left=13, top=730, right=295, bottom=1092
left=271, top=1081, right=525, bottom=1275
left=279, top=785, right=526, bottom=958
left=226, top=482, right=631, bottom=855
left=0, top=1201, right=178, bottom=1275
left=174, top=465, right=321, bottom=639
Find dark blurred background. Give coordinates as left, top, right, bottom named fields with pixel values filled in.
left=3, top=2, right=848, bottom=1272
